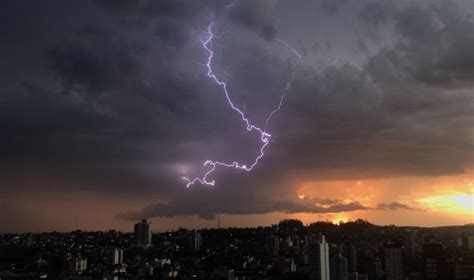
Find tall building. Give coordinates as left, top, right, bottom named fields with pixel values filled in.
left=273, top=235, right=280, bottom=256
left=453, top=262, right=474, bottom=280
left=404, top=231, right=418, bottom=259
left=307, top=234, right=330, bottom=280
left=103, top=247, right=123, bottom=266
left=368, top=258, right=382, bottom=280
left=347, top=272, right=359, bottom=280
left=134, top=219, right=152, bottom=246
left=227, top=269, right=235, bottom=280
left=190, top=230, right=202, bottom=252
left=383, top=243, right=403, bottom=280
left=290, top=258, right=297, bottom=272
left=330, top=253, right=348, bottom=280
left=345, top=242, right=357, bottom=272
left=423, top=242, right=450, bottom=280
left=347, top=273, right=368, bottom=280
left=68, top=255, right=87, bottom=274
left=461, top=234, right=474, bottom=250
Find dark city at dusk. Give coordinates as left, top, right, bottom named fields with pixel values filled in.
left=0, top=0, right=473, bottom=279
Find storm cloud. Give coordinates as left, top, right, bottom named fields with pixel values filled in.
left=0, top=0, right=473, bottom=231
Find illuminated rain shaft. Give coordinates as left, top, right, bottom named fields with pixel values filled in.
left=183, top=21, right=301, bottom=187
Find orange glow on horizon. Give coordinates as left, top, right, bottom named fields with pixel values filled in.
left=293, top=171, right=474, bottom=226
left=331, top=214, right=350, bottom=225
left=418, top=193, right=474, bottom=215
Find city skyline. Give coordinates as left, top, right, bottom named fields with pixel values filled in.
left=1, top=0, right=473, bottom=233
left=1, top=219, right=473, bottom=279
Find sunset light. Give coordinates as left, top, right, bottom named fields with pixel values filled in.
left=332, top=214, right=350, bottom=225
left=419, top=193, right=474, bottom=215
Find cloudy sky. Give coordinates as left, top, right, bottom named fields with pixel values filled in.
left=1, top=0, right=473, bottom=233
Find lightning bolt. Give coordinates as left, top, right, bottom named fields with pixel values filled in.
left=265, top=38, right=303, bottom=131
left=183, top=20, right=301, bottom=187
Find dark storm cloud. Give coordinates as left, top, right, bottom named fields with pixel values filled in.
left=357, top=1, right=474, bottom=87
left=376, top=202, right=422, bottom=212
left=93, top=0, right=208, bottom=18
left=228, top=0, right=274, bottom=29
left=259, top=25, right=278, bottom=42
left=1, top=82, right=110, bottom=137
left=117, top=195, right=367, bottom=220
left=279, top=58, right=473, bottom=179
left=228, top=0, right=279, bottom=41
left=154, top=18, right=190, bottom=46
left=319, top=0, right=348, bottom=14
left=359, top=2, right=393, bottom=25
left=0, top=0, right=473, bottom=228
left=0, top=0, right=213, bottom=194
left=92, top=0, right=144, bottom=13
left=310, top=197, right=343, bottom=206
left=47, top=40, right=136, bottom=93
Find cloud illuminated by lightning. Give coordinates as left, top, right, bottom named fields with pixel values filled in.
left=183, top=20, right=301, bottom=187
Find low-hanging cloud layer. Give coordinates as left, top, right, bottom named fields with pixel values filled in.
left=1, top=0, right=473, bottom=231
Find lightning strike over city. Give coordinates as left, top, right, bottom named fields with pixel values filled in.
left=2, top=0, right=473, bottom=242
left=182, top=19, right=302, bottom=188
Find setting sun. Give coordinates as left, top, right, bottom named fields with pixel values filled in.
left=332, top=214, right=350, bottom=225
